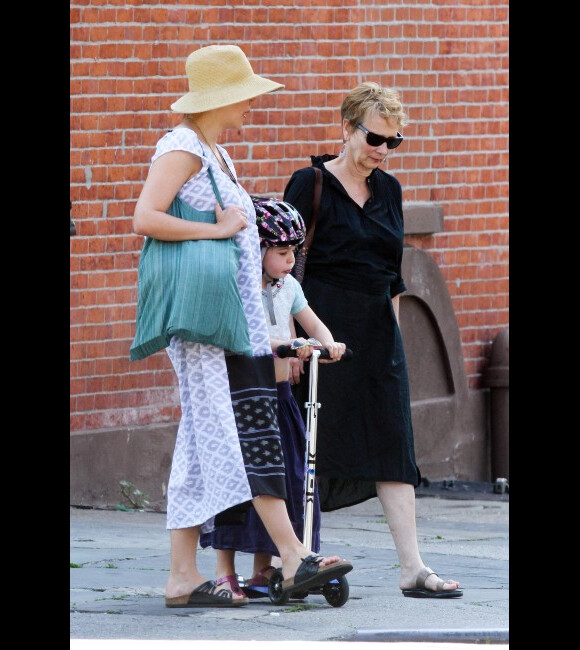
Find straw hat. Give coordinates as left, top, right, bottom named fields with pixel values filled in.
left=170, top=44, right=284, bottom=114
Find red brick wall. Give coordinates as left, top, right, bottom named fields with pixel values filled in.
left=70, top=0, right=509, bottom=432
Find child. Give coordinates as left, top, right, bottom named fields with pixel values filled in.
left=199, top=198, right=346, bottom=598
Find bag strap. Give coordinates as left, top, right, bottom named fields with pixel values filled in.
left=206, top=166, right=225, bottom=210
left=302, top=166, right=322, bottom=252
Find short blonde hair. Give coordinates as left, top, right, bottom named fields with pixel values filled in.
left=341, top=82, right=408, bottom=129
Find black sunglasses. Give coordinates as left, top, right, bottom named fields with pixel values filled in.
left=356, top=124, right=404, bottom=149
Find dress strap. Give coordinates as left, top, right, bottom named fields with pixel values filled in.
left=206, top=166, right=224, bottom=210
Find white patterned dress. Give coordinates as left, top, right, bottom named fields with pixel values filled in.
left=150, top=128, right=286, bottom=532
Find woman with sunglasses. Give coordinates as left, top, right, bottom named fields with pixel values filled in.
left=283, top=82, right=462, bottom=599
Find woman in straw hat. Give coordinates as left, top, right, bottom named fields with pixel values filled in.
left=130, top=44, right=352, bottom=608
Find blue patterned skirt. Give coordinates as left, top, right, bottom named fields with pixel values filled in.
left=200, top=380, right=321, bottom=555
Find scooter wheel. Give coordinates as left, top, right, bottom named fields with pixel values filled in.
left=322, top=575, right=349, bottom=607
left=268, top=568, right=290, bottom=605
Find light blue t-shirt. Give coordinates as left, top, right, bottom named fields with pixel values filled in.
left=261, top=273, right=307, bottom=339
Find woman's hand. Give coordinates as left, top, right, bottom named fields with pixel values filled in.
left=214, top=203, right=249, bottom=238
left=288, top=357, right=304, bottom=385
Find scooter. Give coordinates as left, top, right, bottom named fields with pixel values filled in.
left=266, top=343, right=353, bottom=607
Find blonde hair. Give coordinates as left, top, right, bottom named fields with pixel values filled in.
left=341, top=82, right=408, bottom=129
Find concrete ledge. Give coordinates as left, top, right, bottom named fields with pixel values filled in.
left=416, top=479, right=509, bottom=502
left=70, top=423, right=176, bottom=511
left=351, top=629, right=509, bottom=644
left=403, top=202, right=444, bottom=234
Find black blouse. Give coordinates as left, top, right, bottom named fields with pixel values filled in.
left=283, top=155, right=406, bottom=298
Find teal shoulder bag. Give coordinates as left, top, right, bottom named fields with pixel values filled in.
left=130, top=167, right=252, bottom=361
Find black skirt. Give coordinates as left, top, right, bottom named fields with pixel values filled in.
left=294, top=276, right=420, bottom=512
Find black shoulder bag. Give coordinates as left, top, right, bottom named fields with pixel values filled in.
left=291, top=166, right=322, bottom=284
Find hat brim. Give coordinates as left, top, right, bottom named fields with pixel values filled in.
left=170, top=75, right=284, bottom=114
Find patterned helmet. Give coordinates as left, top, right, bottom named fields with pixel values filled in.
left=252, top=196, right=306, bottom=248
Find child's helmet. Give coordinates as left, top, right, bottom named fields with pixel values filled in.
left=252, top=196, right=306, bottom=248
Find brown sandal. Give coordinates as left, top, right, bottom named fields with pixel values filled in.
left=279, top=555, right=353, bottom=596
left=165, top=578, right=248, bottom=608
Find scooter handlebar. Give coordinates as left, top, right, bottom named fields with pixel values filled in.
left=276, top=345, right=353, bottom=361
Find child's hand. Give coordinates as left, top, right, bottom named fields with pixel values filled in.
left=289, top=337, right=313, bottom=360
left=319, top=341, right=347, bottom=363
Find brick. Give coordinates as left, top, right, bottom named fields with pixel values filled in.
left=70, top=2, right=509, bottom=432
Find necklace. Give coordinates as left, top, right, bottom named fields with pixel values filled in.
left=214, top=146, right=237, bottom=185
left=192, top=120, right=237, bottom=185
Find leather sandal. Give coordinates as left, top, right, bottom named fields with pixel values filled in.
left=279, top=555, right=352, bottom=596
left=165, top=578, right=248, bottom=608
left=241, top=565, right=275, bottom=599
left=215, top=574, right=249, bottom=605
left=401, top=567, right=463, bottom=599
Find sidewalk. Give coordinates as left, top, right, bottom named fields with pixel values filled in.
left=70, top=493, right=509, bottom=648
